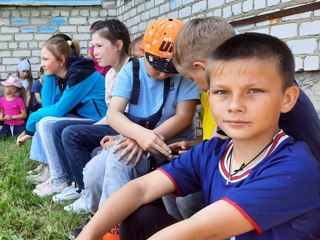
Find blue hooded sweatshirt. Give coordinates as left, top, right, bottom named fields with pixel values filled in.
left=25, top=56, right=107, bottom=135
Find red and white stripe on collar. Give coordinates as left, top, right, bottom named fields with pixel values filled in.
left=219, top=130, right=288, bottom=184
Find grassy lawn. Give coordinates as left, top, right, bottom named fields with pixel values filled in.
left=0, top=137, right=85, bottom=239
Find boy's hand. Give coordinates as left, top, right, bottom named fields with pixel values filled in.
left=16, top=131, right=31, bottom=146
left=113, top=137, right=144, bottom=166
left=168, top=141, right=191, bottom=156
left=136, top=129, right=171, bottom=158
left=100, top=135, right=117, bottom=148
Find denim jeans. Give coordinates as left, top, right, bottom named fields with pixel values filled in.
left=52, top=121, right=117, bottom=190
left=30, top=126, right=48, bottom=163
left=30, top=117, right=91, bottom=184
left=36, top=117, right=91, bottom=184
left=38, top=117, right=62, bottom=182
left=80, top=135, right=151, bottom=212
left=79, top=134, right=193, bottom=212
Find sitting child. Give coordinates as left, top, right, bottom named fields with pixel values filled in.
left=17, top=59, right=33, bottom=110
left=0, top=76, right=27, bottom=136
left=77, top=33, right=320, bottom=240
left=67, top=18, right=199, bottom=239
left=87, top=20, right=111, bottom=76
left=165, top=16, right=320, bottom=221
left=17, top=33, right=107, bottom=198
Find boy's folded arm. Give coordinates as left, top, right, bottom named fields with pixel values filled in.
left=106, top=96, right=143, bottom=137
left=77, top=170, right=175, bottom=240
left=148, top=199, right=254, bottom=240
left=107, top=96, right=171, bottom=155
left=154, top=99, right=197, bottom=140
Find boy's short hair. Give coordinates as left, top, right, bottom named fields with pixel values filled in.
left=143, top=18, right=184, bottom=74
left=207, top=32, right=295, bottom=90
left=173, top=17, right=235, bottom=71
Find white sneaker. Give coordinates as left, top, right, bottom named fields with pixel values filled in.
left=26, top=165, right=50, bottom=185
left=33, top=180, right=69, bottom=197
left=52, top=185, right=81, bottom=203
left=63, top=196, right=89, bottom=214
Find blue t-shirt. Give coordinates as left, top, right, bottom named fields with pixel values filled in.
left=160, top=130, right=320, bottom=239
left=31, top=79, right=42, bottom=107
left=112, top=57, right=199, bottom=142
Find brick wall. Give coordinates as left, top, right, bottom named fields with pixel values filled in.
left=0, top=1, right=117, bottom=79
left=0, top=0, right=319, bottom=112
left=114, top=0, right=320, bottom=112
left=116, top=0, right=320, bottom=73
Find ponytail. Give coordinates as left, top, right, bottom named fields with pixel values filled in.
left=44, top=33, right=80, bottom=62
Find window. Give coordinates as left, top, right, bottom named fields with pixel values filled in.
left=0, top=0, right=101, bottom=6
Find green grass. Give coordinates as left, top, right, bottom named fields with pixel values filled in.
left=0, top=137, right=86, bottom=239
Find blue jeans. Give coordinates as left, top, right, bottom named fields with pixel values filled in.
left=32, top=117, right=92, bottom=184
left=30, top=127, right=48, bottom=163
left=79, top=135, right=192, bottom=212
left=52, top=121, right=117, bottom=189
left=81, top=135, right=151, bottom=212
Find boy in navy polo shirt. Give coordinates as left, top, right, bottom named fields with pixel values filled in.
left=77, top=33, right=320, bottom=240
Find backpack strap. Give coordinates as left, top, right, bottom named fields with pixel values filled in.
left=128, top=57, right=170, bottom=120
left=129, top=58, right=140, bottom=105
left=156, top=78, right=170, bottom=115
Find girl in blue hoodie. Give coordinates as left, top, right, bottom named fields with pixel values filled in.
left=17, top=33, right=107, bottom=196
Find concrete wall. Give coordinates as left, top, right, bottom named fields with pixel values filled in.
left=0, top=0, right=319, bottom=112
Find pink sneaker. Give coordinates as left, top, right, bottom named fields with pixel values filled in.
left=33, top=180, right=69, bottom=197
left=35, top=177, right=51, bottom=189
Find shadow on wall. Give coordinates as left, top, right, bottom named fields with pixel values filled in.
left=0, top=82, right=3, bottom=97
left=295, top=71, right=320, bottom=116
